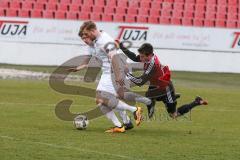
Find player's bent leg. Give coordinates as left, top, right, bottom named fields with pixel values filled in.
left=123, top=91, right=151, bottom=105
left=96, top=91, right=117, bottom=107
left=103, top=109, right=125, bottom=133
left=121, top=91, right=149, bottom=128
left=145, top=86, right=169, bottom=118
left=115, top=109, right=134, bottom=130
left=147, top=99, right=156, bottom=119
left=177, top=96, right=208, bottom=116
left=96, top=92, right=125, bottom=133
left=116, top=100, right=143, bottom=126
left=115, top=109, right=131, bottom=124
left=164, top=102, right=177, bottom=118
left=98, top=105, right=122, bottom=125
left=97, top=91, right=143, bottom=127
left=106, top=88, right=133, bottom=127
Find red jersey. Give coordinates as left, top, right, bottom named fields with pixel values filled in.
left=127, top=55, right=171, bottom=89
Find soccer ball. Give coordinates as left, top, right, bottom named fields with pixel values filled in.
left=73, top=115, right=89, bottom=130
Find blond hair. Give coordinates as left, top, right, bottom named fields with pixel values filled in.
left=78, top=21, right=97, bottom=37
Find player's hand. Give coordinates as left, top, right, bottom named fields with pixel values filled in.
left=124, top=65, right=129, bottom=74
left=117, top=87, right=125, bottom=99
left=66, top=67, right=79, bottom=72
left=114, top=39, right=120, bottom=49
left=116, top=78, right=125, bottom=86
left=115, top=40, right=127, bottom=50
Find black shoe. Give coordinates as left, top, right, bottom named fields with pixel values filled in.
left=194, top=96, right=208, bottom=105
left=147, top=100, right=156, bottom=118
left=123, top=121, right=134, bottom=130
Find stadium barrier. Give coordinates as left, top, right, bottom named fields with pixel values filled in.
left=0, top=17, right=240, bottom=73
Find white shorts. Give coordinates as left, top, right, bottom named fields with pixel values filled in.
left=97, top=74, right=117, bottom=96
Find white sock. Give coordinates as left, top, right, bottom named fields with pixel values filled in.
left=105, top=110, right=122, bottom=127
left=115, top=109, right=131, bottom=124
left=99, top=105, right=122, bottom=127
left=135, top=96, right=151, bottom=105
left=115, top=100, right=137, bottom=113
left=124, top=92, right=151, bottom=105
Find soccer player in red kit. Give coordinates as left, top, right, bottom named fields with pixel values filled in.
left=118, top=42, right=208, bottom=119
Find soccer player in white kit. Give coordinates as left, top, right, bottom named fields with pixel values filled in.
left=69, top=21, right=144, bottom=133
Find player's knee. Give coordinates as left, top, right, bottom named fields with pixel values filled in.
left=96, top=91, right=118, bottom=109
left=169, top=112, right=177, bottom=118
left=107, top=97, right=119, bottom=109
left=166, top=102, right=177, bottom=115
left=95, top=98, right=99, bottom=105
left=95, top=98, right=103, bottom=105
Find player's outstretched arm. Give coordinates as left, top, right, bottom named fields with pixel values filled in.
left=125, top=57, right=155, bottom=86
left=118, top=42, right=140, bottom=62
left=126, top=72, right=152, bottom=86
left=109, top=51, right=124, bottom=85
left=66, top=57, right=91, bottom=72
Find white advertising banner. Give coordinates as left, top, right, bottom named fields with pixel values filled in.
left=0, top=17, right=240, bottom=52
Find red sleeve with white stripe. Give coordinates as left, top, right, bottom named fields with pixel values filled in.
left=126, top=56, right=155, bottom=86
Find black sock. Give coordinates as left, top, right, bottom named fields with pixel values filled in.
left=177, top=101, right=199, bottom=116
left=147, top=99, right=155, bottom=108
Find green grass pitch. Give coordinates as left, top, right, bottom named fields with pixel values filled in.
left=1, top=69, right=240, bottom=160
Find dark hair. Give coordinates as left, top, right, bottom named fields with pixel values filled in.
left=78, top=21, right=97, bottom=37
left=138, top=43, right=153, bottom=56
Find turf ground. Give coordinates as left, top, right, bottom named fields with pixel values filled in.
left=1, top=66, right=240, bottom=160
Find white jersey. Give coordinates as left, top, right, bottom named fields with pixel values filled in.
left=87, top=31, right=117, bottom=95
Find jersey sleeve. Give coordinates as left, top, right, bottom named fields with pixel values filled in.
left=119, top=42, right=140, bottom=62
left=104, top=42, right=117, bottom=55
left=98, top=32, right=117, bottom=55
left=126, top=56, right=155, bottom=86
left=87, top=46, right=94, bottom=56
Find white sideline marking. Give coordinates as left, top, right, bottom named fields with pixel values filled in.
left=0, top=135, right=14, bottom=140
left=0, top=102, right=240, bottom=112
left=0, top=102, right=87, bottom=107
left=0, top=135, right=141, bottom=160
left=0, top=68, right=82, bottom=81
